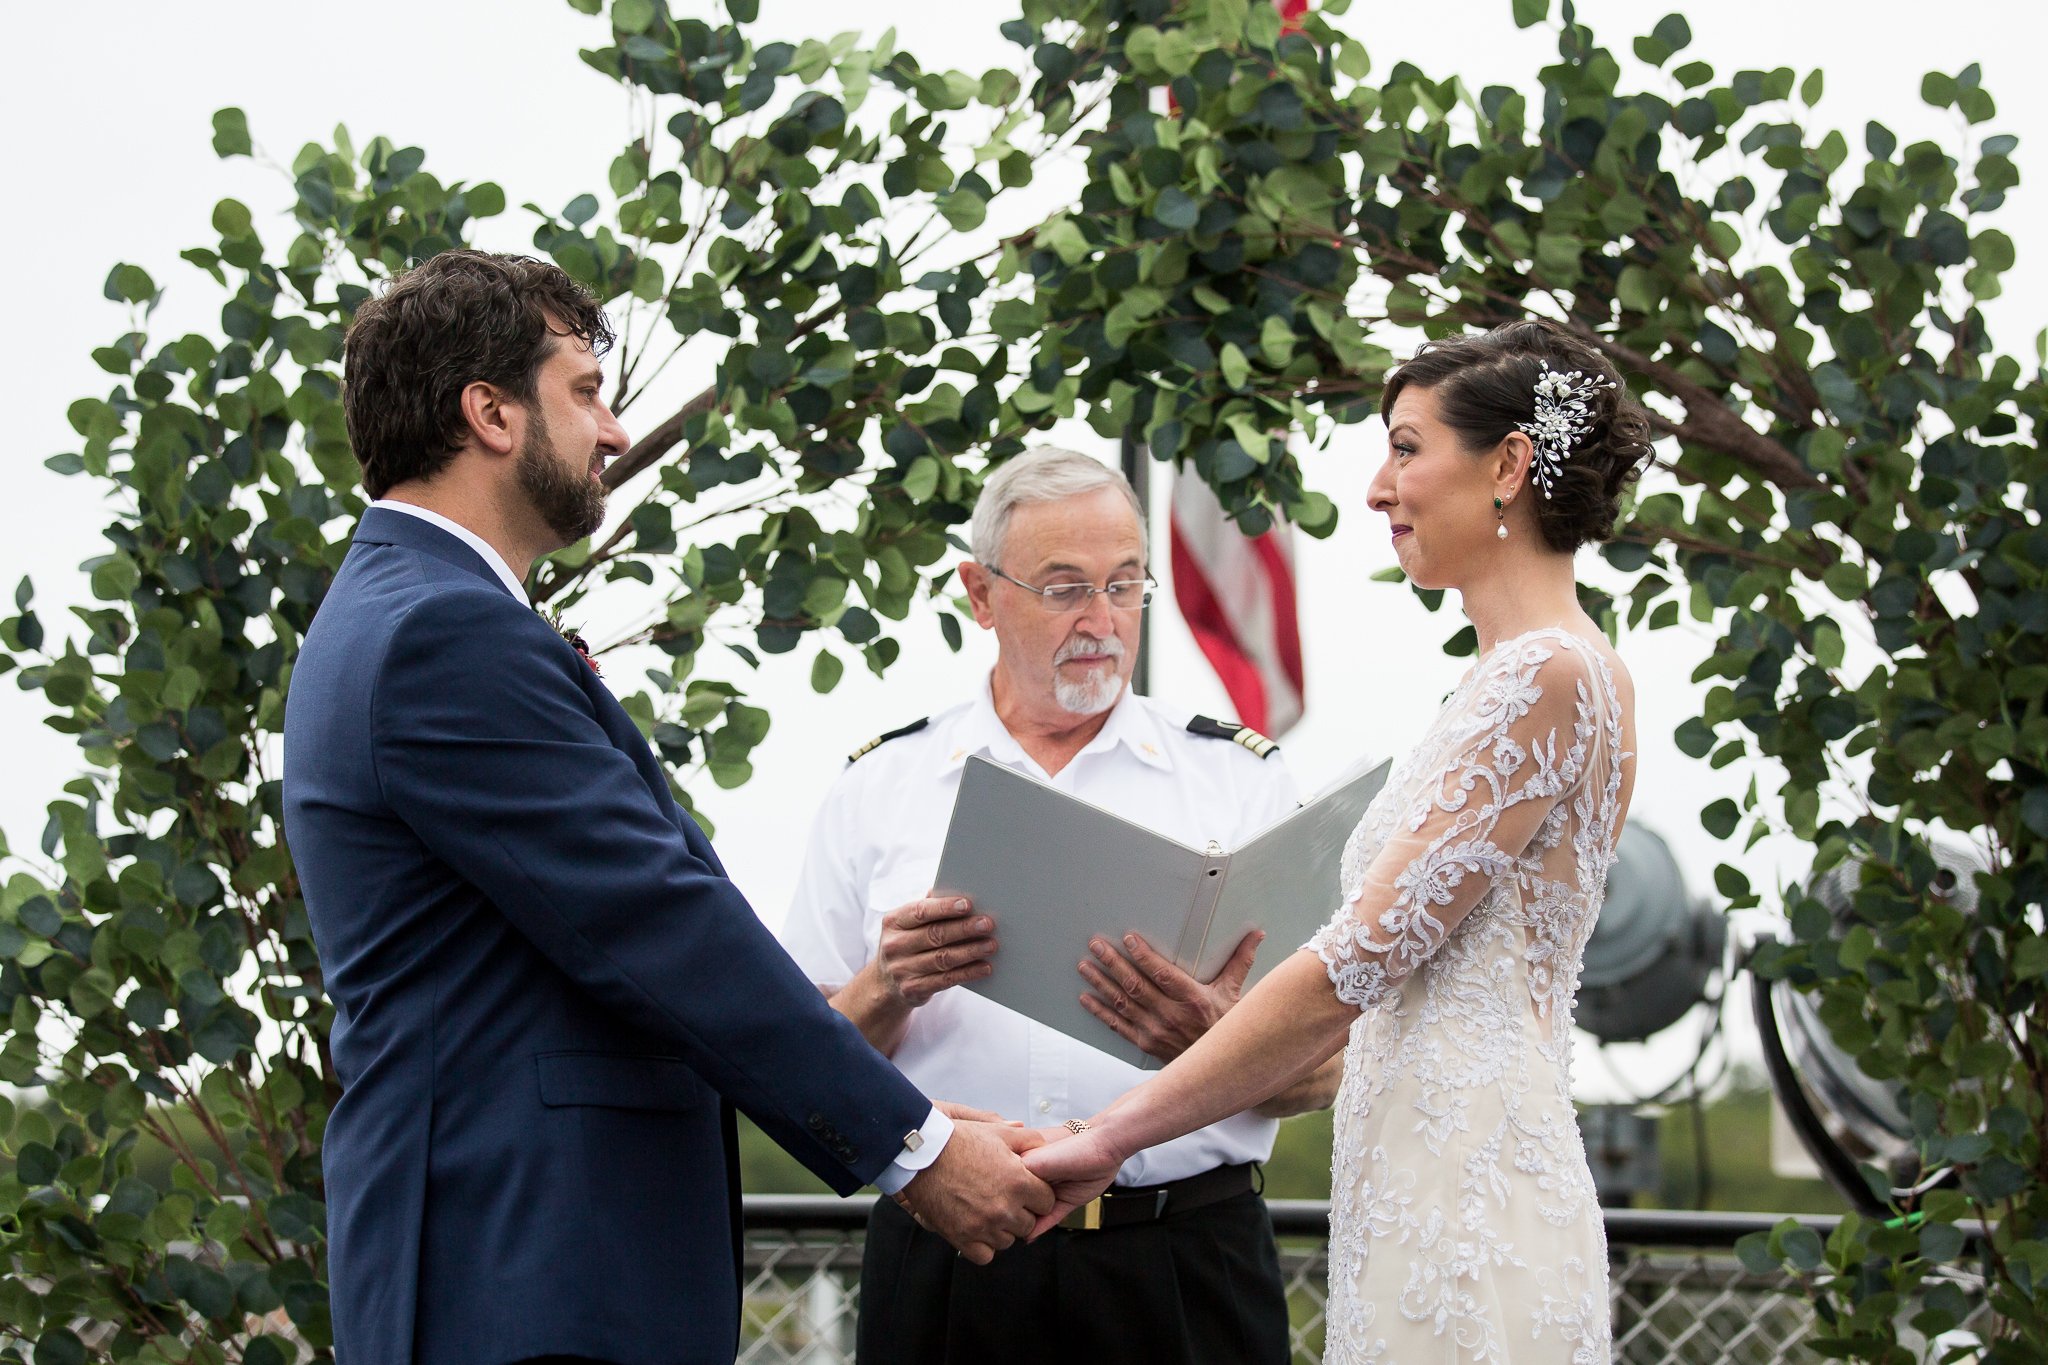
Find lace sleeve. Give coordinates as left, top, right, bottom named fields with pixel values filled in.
left=1310, top=636, right=1603, bottom=1012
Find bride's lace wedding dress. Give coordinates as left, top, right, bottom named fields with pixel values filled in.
left=1309, top=628, right=1632, bottom=1363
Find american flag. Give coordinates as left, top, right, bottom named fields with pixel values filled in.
left=1170, top=468, right=1305, bottom=736
left=1166, top=0, right=1311, bottom=738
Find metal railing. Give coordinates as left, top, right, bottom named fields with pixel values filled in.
left=737, top=1198, right=1994, bottom=1364
left=4, top=1198, right=1994, bottom=1361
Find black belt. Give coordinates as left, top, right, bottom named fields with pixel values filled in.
left=1058, top=1161, right=1258, bottom=1231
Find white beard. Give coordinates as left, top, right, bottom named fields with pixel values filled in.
left=1052, top=639, right=1126, bottom=715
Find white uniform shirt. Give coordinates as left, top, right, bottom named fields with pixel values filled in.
left=780, top=678, right=1301, bottom=1187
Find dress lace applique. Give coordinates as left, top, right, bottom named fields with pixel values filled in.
left=1309, top=629, right=1629, bottom=1363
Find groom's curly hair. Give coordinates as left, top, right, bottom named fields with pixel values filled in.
left=343, top=251, right=614, bottom=498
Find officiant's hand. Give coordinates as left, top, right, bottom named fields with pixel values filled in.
left=876, top=895, right=999, bottom=1009
left=897, top=1118, right=1054, bottom=1264
left=826, top=897, right=999, bottom=1056
left=1077, top=929, right=1264, bottom=1063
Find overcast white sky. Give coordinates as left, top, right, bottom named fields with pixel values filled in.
left=3, top=1, right=2042, bottom=1098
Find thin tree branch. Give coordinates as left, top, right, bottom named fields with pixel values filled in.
left=1569, top=325, right=1827, bottom=493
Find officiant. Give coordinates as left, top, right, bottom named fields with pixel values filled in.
left=779, top=446, right=1343, bottom=1365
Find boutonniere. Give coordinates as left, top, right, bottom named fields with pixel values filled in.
left=536, top=605, right=602, bottom=677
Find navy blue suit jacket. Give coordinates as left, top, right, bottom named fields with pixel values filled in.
left=283, top=507, right=930, bottom=1364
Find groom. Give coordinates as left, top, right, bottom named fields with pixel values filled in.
left=283, top=249, right=1051, bottom=1365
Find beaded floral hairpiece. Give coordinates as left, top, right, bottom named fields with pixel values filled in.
left=1519, top=361, right=1615, bottom=499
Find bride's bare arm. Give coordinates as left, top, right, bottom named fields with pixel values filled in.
left=1107, top=645, right=1609, bottom=1142
left=1027, top=639, right=1615, bottom=1231
left=1254, top=1046, right=1346, bottom=1117
left=1099, top=950, right=1355, bottom=1148
left=1025, top=951, right=1356, bottom=1229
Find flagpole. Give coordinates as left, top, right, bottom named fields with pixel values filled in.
left=1121, top=428, right=1151, bottom=697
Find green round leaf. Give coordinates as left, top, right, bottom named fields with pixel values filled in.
left=211, top=106, right=252, bottom=157
left=810, top=650, right=844, bottom=694
left=1153, top=187, right=1200, bottom=231
left=1778, top=1224, right=1825, bottom=1272
left=35, top=1330, right=88, bottom=1365
left=211, top=198, right=254, bottom=238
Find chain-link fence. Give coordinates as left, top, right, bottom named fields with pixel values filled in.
left=736, top=1199, right=1994, bottom=1364
left=6, top=1198, right=1991, bottom=1361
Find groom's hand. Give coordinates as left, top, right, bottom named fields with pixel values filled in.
left=1078, top=929, right=1264, bottom=1063
left=898, top=1119, right=1054, bottom=1264
left=934, top=1100, right=1029, bottom=1128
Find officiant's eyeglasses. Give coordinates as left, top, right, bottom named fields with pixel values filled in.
left=984, top=565, right=1156, bottom=613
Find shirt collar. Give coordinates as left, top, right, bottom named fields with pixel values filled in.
left=369, top=499, right=529, bottom=600
left=942, top=672, right=1175, bottom=775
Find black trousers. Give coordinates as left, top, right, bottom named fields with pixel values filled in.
left=857, top=1187, right=1291, bottom=1365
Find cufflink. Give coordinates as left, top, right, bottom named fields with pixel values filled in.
left=902, top=1128, right=925, bottom=1153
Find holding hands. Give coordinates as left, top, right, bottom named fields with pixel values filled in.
left=1020, top=1120, right=1127, bottom=1239
left=853, top=914, right=1324, bottom=1261
left=896, top=1102, right=1053, bottom=1264
left=904, top=1108, right=1126, bottom=1252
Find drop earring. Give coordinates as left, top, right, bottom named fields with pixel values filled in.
left=1494, top=496, right=1508, bottom=540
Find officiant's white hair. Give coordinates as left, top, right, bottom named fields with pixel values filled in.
left=970, top=446, right=1148, bottom=568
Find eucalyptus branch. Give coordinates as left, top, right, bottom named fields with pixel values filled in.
left=138, top=1101, right=225, bottom=1205
left=173, top=1078, right=286, bottom=1262
left=1571, top=325, right=1825, bottom=492
left=582, top=299, right=847, bottom=496
left=1614, top=525, right=1814, bottom=576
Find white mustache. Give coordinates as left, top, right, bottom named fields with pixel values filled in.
left=1056, top=637, right=1125, bottom=664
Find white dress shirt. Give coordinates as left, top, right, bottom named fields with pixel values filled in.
left=368, top=498, right=951, bottom=1191
left=781, top=677, right=1302, bottom=1187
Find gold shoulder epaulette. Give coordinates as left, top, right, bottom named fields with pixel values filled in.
left=848, top=717, right=930, bottom=764
left=1186, top=715, right=1279, bottom=760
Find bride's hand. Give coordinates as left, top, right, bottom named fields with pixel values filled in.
left=1020, top=1126, right=1124, bottom=1239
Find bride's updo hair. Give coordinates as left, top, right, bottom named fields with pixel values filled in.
left=1380, top=320, right=1653, bottom=553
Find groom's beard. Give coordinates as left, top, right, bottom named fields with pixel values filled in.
left=517, top=412, right=609, bottom=546
left=1052, top=635, right=1126, bottom=716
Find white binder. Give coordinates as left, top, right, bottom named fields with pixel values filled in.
left=932, top=753, right=1392, bottom=1070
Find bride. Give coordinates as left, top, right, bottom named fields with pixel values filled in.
left=1025, top=319, right=1649, bottom=1362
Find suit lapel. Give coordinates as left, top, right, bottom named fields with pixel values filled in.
left=356, top=504, right=718, bottom=859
